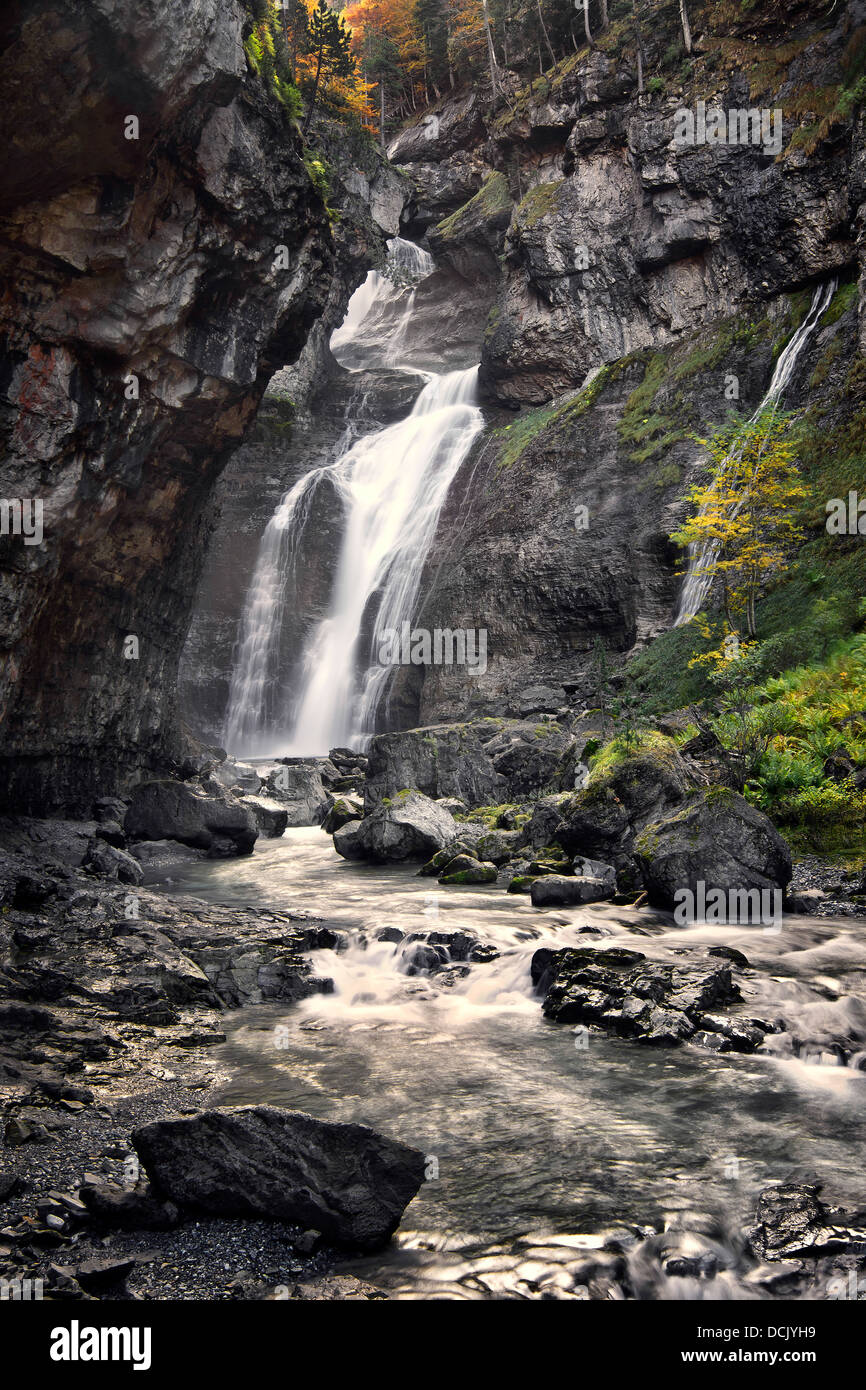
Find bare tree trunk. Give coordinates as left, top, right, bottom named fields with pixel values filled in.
left=600, top=0, right=609, bottom=28
left=633, top=2, right=645, bottom=94
left=481, top=0, right=499, bottom=97
left=536, top=0, right=556, bottom=69
left=379, top=78, right=385, bottom=148
left=302, top=35, right=325, bottom=136
left=583, top=0, right=594, bottom=49
left=679, top=0, right=692, bottom=54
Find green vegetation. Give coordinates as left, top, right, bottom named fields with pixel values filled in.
left=513, top=180, right=564, bottom=230
left=435, top=172, right=511, bottom=240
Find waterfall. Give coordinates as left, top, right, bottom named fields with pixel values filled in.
left=288, top=365, right=482, bottom=754
left=674, top=279, right=837, bottom=626
left=222, top=238, right=481, bottom=758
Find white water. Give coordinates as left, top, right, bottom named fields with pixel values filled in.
left=674, top=279, right=837, bottom=625
left=222, top=238, right=481, bottom=758
left=288, top=366, right=482, bottom=753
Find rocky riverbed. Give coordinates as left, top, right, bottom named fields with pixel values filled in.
left=2, top=785, right=865, bottom=1302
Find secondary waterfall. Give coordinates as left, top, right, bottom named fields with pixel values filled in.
left=223, top=238, right=482, bottom=758
left=674, top=279, right=837, bottom=625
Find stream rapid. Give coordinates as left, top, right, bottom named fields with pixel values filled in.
left=152, top=829, right=866, bottom=1300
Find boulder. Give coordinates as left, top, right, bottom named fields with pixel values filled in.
left=332, top=819, right=367, bottom=861
left=212, top=759, right=262, bottom=794
left=240, top=795, right=288, bottom=838
left=555, top=741, right=694, bottom=868
left=129, top=839, right=208, bottom=868
left=530, top=874, right=613, bottom=907
left=84, top=839, right=144, bottom=885
left=333, top=790, right=458, bottom=863
left=364, top=719, right=576, bottom=810
left=475, top=828, right=528, bottom=865
left=266, top=763, right=329, bottom=826
left=554, top=782, right=633, bottom=864
left=532, top=946, right=745, bottom=1047
left=320, top=794, right=364, bottom=834
left=125, top=780, right=257, bottom=856
left=132, top=1106, right=426, bottom=1251
left=634, top=789, right=792, bottom=910
left=748, top=1183, right=866, bottom=1262
left=437, top=854, right=498, bottom=884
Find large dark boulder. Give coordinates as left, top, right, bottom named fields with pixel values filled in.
left=364, top=719, right=576, bottom=810
left=634, top=788, right=792, bottom=910
left=552, top=740, right=696, bottom=873
left=333, top=789, right=457, bottom=863
left=553, top=782, right=633, bottom=865
left=530, top=874, right=613, bottom=907
left=132, top=1106, right=426, bottom=1251
left=125, top=780, right=257, bottom=856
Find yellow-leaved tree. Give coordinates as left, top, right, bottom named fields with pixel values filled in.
left=672, top=410, right=807, bottom=638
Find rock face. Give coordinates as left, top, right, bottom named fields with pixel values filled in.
left=334, top=789, right=457, bottom=863
left=0, top=0, right=393, bottom=816
left=124, top=780, right=258, bottom=857
left=634, top=789, right=793, bottom=910
left=132, top=1106, right=426, bottom=1250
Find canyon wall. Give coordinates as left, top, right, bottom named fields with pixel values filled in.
left=178, top=0, right=866, bottom=747
left=0, top=0, right=396, bottom=811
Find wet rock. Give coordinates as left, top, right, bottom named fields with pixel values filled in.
left=530, top=874, right=613, bottom=907
left=634, top=789, right=792, bottom=909
left=532, top=946, right=743, bottom=1047
left=132, top=1106, right=426, bottom=1251
left=748, top=1183, right=866, bottom=1262
left=708, top=946, right=751, bottom=969
left=128, top=839, right=209, bottom=869
left=334, top=790, right=458, bottom=864
left=125, top=781, right=257, bottom=857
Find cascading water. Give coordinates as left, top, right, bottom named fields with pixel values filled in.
left=288, top=367, right=483, bottom=754
left=674, top=279, right=837, bottom=626
left=222, top=237, right=481, bottom=758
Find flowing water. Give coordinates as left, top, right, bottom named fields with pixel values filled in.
left=675, top=279, right=838, bottom=626
left=223, top=238, right=479, bottom=758
left=153, top=830, right=866, bottom=1300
